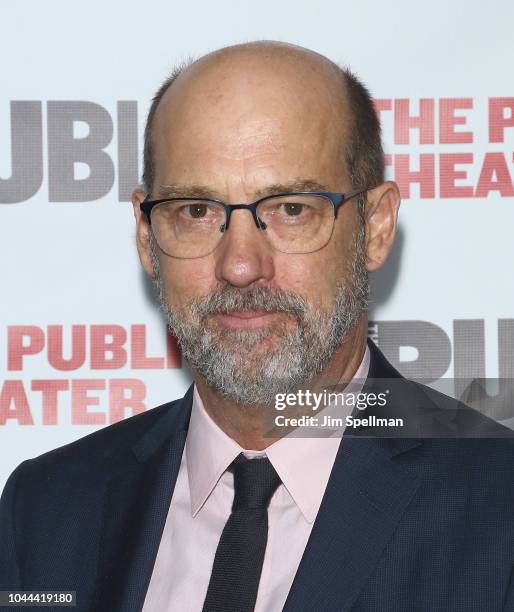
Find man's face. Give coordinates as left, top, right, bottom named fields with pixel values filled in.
left=138, top=50, right=370, bottom=405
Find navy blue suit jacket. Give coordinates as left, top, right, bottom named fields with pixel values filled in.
left=1, top=340, right=514, bottom=611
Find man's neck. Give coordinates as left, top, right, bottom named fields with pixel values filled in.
left=193, top=315, right=368, bottom=451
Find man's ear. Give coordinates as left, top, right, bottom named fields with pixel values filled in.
left=364, top=181, right=401, bottom=272
left=132, top=187, right=156, bottom=278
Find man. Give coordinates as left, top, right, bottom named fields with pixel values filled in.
left=1, top=41, right=513, bottom=612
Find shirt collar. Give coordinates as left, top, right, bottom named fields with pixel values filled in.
left=186, top=385, right=243, bottom=517
left=186, top=345, right=370, bottom=522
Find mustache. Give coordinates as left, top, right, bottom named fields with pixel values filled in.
left=189, top=286, right=308, bottom=320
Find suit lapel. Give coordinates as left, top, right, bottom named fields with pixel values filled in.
left=283, top=435, right=422, bottom=611
left=284, top=340, right=424, bottom=611
left=93, top=386, right=193, bottom=612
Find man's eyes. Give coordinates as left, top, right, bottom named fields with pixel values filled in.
left=274, top=202, right=307, bottom=216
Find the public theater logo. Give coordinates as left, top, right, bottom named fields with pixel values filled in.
left=0, top=97, right=513, bottom=204
left=0, top=101, right=139, bottom=203
left=0, top=324, right=181, bottom=426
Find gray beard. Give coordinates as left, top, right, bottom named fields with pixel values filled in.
left=150, top=227, right=368, bottom=407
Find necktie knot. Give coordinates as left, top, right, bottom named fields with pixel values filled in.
left=231, top=454, right=281, bottom=511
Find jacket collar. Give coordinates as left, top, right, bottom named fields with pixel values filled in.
left=284, top=340, right=424, bottom=610
left=94, top=385, right=194, bottom=612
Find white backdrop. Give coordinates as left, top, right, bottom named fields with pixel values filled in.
left=1, top=0, right=514, bottom=490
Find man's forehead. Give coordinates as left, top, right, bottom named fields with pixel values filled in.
left=153, top=43, right=350, bottom=138
left=146, top=42, right=354, bottom=193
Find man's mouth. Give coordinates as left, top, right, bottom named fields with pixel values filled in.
left=211, top=310, right=285, bottom=331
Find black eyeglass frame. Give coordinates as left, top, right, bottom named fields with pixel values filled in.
left=140, top=188, right=367, bottom=232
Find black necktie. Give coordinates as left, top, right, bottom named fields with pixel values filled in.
left=202, top=453, right=281, bottom=612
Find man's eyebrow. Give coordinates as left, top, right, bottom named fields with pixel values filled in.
left=156, top=184, right=223, bottom=199
left=156, top=179, right=331, bottom=201
left=254, top=180, right=330, bottom=198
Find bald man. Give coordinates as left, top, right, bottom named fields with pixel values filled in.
left=1, top=42, right=514, bottom=612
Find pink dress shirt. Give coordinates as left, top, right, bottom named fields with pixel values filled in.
left=142, top=347, right=370, bottom=612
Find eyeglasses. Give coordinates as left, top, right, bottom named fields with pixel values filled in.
left=140, top=188, right=367, bottom=259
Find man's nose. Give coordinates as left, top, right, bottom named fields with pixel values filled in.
left=214, top=207, right=275, bottom=288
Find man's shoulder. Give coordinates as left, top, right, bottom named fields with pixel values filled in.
left=365, top=339, right=514, bottom=461
left=5, top=391, right=191, bottom=495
